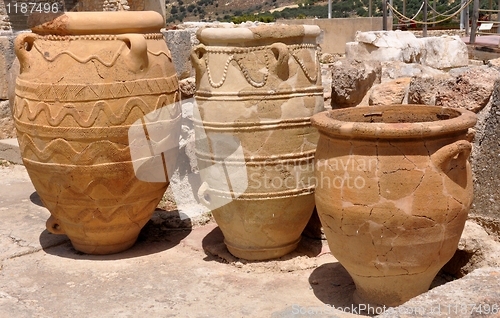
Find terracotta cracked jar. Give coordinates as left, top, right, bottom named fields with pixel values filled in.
left=311, top=105, right=477, bottom=307
left=191, top=25, right=324, bottom=260
left=13, top=11, right=181, bottom=254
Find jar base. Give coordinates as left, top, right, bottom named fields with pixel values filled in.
left=350, top=271, right=437, bottom=308
left=352, top=290, right=389, bottom=314
left=71, top=237, right=138, bottom=255
left=225, top=237, right=301, bottom=261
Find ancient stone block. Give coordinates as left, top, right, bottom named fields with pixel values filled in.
left=330, top=59, right=381, bottom=108
left=346, top=30, right=422, bottom=63
left=0, top=35, right=15, bottom=101
left=380, top=61, right=444, bottom=82
left=419, top=35, right=469, bottom=70
left=408, top=66, right=499, bottom=113
left=369, top=77, right=411, bottom=105
left=162, top=29, right=193, bottom=79
left=470, top=79, right=500, bottom=220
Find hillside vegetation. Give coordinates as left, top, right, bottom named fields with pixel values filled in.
left=165, top=0, right=497, bottom=26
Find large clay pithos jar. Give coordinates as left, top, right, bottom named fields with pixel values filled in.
left=311, top=105, right=477, bottom=306
left=13, top=11, right=181, bottom=254
left=191, top=25, right=324, bottom=260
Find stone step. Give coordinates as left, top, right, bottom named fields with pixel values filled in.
left=0, top=137, right=21, bottom=164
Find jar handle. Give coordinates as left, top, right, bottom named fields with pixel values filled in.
left=191, top=44, right=207, bottom=81
left=431, top=140, right=472, bottom=173
left=270, top=42, right=290, bottom=80
left=46, top=215, right=65, bottom=235
left=117, top=34, right=149, bottom=73
left=14, top=33, right=37, bottom=74
left=197, top=181, right=212, bottom=209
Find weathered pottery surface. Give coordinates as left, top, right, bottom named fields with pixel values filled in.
left=192, top=24, right=324, bottom=260
left=13, top=11, right=181, bottom=254
left=311, top=105, right=477, bottom=306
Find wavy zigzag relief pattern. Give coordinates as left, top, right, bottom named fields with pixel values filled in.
left=147, top=50, right=171, bottom=59
left=33, top=36, right=171, bottom=66
left=33, top=41, right=123, bottom=67
left=76, top=174, right=162, bottom=198
left=15, top=75, right=179, bottom=102
left=205, top=44, right=319, bottom=88
left=18, top=134, right=131, bottom=164
left=14, top=95, right=173, bottom=128
left=48, top=197, right=161, bottom=224
left=26, top=159, right=166, bottom=198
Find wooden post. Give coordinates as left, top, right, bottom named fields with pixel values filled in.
left=465, top=0, right=470, bottom=35
left=433, top=0, right=436, bottom=27
left=489, top=0, right=492, bottom=21
left=470, top=0, right=479, bottom=43
left=497, top=0, right=500, bottom=34
left=383, top=0, right=387, bottom=30
left=423, top=0, right=428, bottom=37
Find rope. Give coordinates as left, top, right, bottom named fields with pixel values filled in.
left=427, top=1, right=463, bottom=18
left=397, top=1, right=425, bottom=23
left=388, top=0, right=473, bottom=25
left=479, top=8, right=500, bottom=13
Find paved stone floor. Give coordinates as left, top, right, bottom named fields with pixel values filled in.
left=1, top=161, right=500, bottom=317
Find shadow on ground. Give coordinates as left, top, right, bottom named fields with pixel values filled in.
left=308, top=262, right=360, bottom=314
left=38, top=204, right=192, bottom=261
left=307, top=263, right=455, bottom=317
left=29, top=191, right=44, bottom=207
left=200, top=225, right=326, bottom=273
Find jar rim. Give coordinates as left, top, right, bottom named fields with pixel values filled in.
left=29, top=11, right=164, bottom=35
left=197, top=24, right=321, bottom=44
left=311, top=105, right=477, bottom=139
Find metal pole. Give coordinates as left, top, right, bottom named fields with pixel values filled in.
left=470, top=0, right=479, bottom=43
left=383, top=0, right=387, bottom=30
left=423, top=0, right=428, bottom=37
left=489, top=0, right=492, bottom=21
left=465, top=0, right=470, bottom=36
left=460, top=0, right=465, bottom=30
left=433, top=0, right=436, bottom=27
left=369, top=0, right=372, bottom=17
left=328, top=0, right=331, bottom=19
left=497, top=0, right=500, bottom=34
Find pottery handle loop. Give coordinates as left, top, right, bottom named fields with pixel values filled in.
left=191, top=45, right=207, bottom=76
left=466, top=128, right=476, bottom=142
left=197, top=181, right=212, bottom=209
left=431, top=140, right=472, bottom=173
left=14, top=33, right=37, bottom=74
left=117, top=34, right=149, bottom=73
left=46, top=215, right=65, bottom=235
left=270, top=42, right=290, bottom=80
